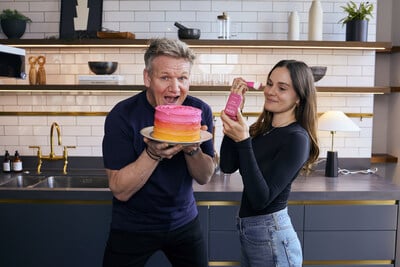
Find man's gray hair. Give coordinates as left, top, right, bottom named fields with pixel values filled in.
left=144, top=38, right=196, bottom=73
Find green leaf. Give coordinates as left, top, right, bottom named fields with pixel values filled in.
left=338, top=1, right=373, bottom=25
left=0, top=9, right=32, bottom=23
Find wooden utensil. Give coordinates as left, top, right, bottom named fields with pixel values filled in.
left=36, top=56, right=46, bottom=85
left=28, top=56, right=37, bottom=85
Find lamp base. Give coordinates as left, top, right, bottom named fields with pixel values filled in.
left=325, top=151, right=338, bottom=177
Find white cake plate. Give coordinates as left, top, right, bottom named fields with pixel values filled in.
left=140, top=126, right=212, bottom=145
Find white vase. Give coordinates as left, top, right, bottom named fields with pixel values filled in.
left=288, top=11, right=300, bottom=40
left=308, top=0, right=323, bottom=40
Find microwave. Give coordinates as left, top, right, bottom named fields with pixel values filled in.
left=0, top=44, right=26, bottom=79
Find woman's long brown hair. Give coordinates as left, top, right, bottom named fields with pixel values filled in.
left=249, top=60, right=319, bottom=173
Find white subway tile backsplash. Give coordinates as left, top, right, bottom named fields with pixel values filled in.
left=92, top=126, right=105, bottom=136
left=62, top=136, right=78, bottom=146
left=76, top=96, right=106, bottom=106
left=5, top=126, right=33, bottom=136
left=29, top=1, right=59, bottom=12
left=106, top=11, right=135, bottom=22
left=348, top=55, right=375, bottom=66
left=347, top=96, right=373, bottom=107
left=0, top=136, right=20, bottom=146
left=6, top=106, right=33, bottom=112
left=92, top=146, right=103, bottom=157
left=62, top=126, right=92, bottom=136
left=0, top=0, right=379, bottom=158
left=0, top=117, right=17, bottom=126
left=347, top=76, right=374, bottom=87
left=61, top=106, right=92, bottom=112
left=242, top=1, right=273, bottom=12
left=77, top=136, right=103, bottom=146
left=77, top=116, right=106, bottom=126
left=119, top=1, right=150, bottom=11
left=0, top=96, right=18, bottom=105
left=181, top=1, right=211, bottom=11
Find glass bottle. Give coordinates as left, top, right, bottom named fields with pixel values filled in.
left=2, top=150, right=11, bottom=173
left=218, top=12, right=230, bottom=39
left=12, top=150, right=23, bottom=173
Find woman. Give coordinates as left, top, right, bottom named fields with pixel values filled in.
left=219, top=59, right=319, bottom=267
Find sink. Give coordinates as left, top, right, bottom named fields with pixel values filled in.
left=33, top=176, right=109, bottom=188
left=0, top=175, right=46, bottom=188
left=0, top=175, right=13, bottom=186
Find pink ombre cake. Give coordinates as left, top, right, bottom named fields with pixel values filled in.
left=153, top=105, right=202, bottom=142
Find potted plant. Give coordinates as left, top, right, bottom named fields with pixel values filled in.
left=0, top=9, right=32, bottom=39
left=338, top=1, right=373, bottom=42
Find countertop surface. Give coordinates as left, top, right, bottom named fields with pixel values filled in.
left=1, top=169, right=400, bottom=201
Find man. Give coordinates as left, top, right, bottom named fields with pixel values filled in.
left=102, top=38, right=215, bottom=267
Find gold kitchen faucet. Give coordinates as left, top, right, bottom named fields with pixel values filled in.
left=29, top=122, right=76, bottom=174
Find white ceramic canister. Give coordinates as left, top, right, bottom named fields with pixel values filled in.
left=288, top=11, right=300, bottom=40
left=308, top=0, right=323, bottom=40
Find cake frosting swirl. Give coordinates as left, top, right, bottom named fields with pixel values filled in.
left=153, top=105, right=202, bottom=142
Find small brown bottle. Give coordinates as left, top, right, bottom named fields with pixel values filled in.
left=12, top=150, right=23, bottom=173
left=2, top=150, right=11, bottom=173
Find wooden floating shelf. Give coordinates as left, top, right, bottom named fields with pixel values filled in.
left=0, top=39, right=392, bottom=52
left=0, top=85, right=394, bottom=94
left=371, top=153, right=398, bottom=164
left=391, top=46, right=400, bottom=53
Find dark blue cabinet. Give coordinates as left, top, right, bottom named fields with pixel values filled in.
left=0, top=202, right=111, bottom=267
left=0, top=199, right=397, bottom=267
left=303, top=204, right=397, bottom=264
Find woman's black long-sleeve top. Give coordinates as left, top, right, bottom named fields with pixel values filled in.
left=219, top=122, right=310, bottom=218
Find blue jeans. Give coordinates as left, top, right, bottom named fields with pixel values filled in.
left=236, top=208, right=302, bottom=267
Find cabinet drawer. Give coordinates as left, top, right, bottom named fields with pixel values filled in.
left=287, top=205, right=304, bottom=230
left=209, top=205, right=238, bottom=230
left=304, top=205, right=397, bottom=230
left=209, top=205, right=304, bottom=231
left=209, top=231, right=240, bottom=261
left=303, top=231, right=396, bottom=261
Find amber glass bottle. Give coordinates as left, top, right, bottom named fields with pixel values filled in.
left=2, top=150, right=11, bottom=173
left=12, top=150, right=23, bottom=172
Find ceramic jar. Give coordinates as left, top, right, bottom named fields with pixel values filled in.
left=308, top=0, right=323, bottom=40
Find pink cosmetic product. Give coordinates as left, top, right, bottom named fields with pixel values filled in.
left=246, top=81, right=262, bottom=90
left=224, top=93, right=243, bottom=121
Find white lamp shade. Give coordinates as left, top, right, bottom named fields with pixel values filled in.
left=318, top=110, right=360, bottom=132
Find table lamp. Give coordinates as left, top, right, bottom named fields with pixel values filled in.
left=318, top=110, right=360, bottom=177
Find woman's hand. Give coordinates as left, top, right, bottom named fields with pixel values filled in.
left=220, top=77, right=250, bottom=142
left=230, top=77, right=248, bottom=111
left=221, top=109, right=249, bottom=142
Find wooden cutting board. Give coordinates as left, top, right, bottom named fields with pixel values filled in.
left=97, top=31, right=135, bottom=39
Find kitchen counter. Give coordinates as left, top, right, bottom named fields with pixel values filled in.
left=1, top=169, right=400, bottom=267
left=1, top=169, right=399, bottom=202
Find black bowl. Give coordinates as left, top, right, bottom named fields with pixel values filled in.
left=88, top=61, right=118, bottom=75
left=310, top=66, right=327, bottom=82
left=178, top=28, right=201, bottom=39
